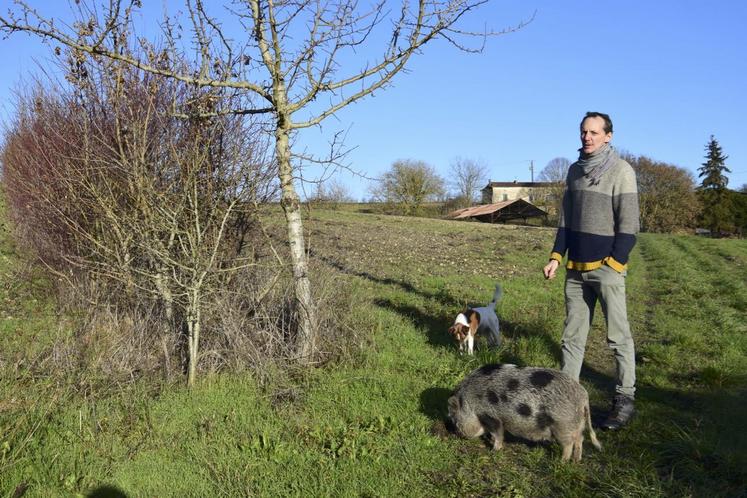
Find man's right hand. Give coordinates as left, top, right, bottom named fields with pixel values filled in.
left=543, top=259, right=559, bottom=280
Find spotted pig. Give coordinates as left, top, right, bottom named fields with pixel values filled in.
left=447, top=363, right=601, bottom=461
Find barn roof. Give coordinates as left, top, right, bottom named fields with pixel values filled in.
left=447, top=199, right=548, bottom=224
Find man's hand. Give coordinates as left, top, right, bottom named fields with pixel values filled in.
left=543, top=259, right=559, bottom=280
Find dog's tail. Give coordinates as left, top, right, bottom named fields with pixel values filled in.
left=489, top=284, right=503, bottom=306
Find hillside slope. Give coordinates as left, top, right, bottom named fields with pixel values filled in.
left=1, top=205, right=746, bottom=497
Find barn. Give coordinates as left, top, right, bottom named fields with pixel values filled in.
left=447, top=199, right=548, bottom=224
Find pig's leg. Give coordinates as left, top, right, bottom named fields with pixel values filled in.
left=477, top=414, right=504, bottom=450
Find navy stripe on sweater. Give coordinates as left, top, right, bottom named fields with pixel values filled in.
left=553, top=230, right=636, bottom=266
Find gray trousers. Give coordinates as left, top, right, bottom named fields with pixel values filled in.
left=561, top=265, right=636, bottom=398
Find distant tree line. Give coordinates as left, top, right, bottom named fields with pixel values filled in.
left=622, top=152, right=701, bottom=233
left=373, top=136, right=745, bottom=237
left=366, top=157, right=488, bottom=216
left=308, top=180, right=355, bottom=210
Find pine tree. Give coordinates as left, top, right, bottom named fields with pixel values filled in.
left=697, top=135, right=732, bottom=236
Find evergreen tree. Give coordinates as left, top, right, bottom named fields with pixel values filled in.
left=697, top=135, right=732, bottom=235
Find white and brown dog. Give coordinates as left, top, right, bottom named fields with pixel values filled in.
left=448, top=284, right=503, bottom=355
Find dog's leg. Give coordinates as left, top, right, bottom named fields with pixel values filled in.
left=467, top=334, right=474, bottom=355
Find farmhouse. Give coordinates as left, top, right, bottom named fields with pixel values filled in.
left=481, top=180, right=554, bottom=205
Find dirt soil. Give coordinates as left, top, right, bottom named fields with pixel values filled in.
left=304, top=212, right=554, bottom=284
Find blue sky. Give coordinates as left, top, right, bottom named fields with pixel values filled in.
left=2, top=1, right=746, bottom=201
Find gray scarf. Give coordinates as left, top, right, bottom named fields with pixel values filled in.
left=576, top=143, right=619, bottom=186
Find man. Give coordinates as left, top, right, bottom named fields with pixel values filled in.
left=543, top=111, right=640, bottom=430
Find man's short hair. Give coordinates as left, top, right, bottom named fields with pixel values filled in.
left=581, top=112, right=613, bottom=134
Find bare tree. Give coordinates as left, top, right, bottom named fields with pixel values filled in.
left=370, top=159, right=445, bottom=215
left=449, top=157, right=488, bottom=207
left=309, top=179, right=355, bottom=209
left=1, top=0, right=531, bottom=362
left=538, top=157, right=571, bottom=183
left=536, top=157, right=570, bottom=222
left=2, top=54, right=278, bottom=386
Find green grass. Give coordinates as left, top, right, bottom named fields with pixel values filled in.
left=2, top=206, right=746, bottom=497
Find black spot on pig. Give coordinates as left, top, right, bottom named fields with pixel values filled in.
left=477, top=413, right=502, bottom=433
left=507, top=378, right=520, bottom=391
left=529, top=370, right=555, bottom=388
left=477, top=364, right=504, bottom=376
left=487, top=390, right=501, bottom=404
left=500, top=393, right=509, bottom=403
left=536, top=412, right=555, bottom=429
left=516, top=403, right=532, bottom=417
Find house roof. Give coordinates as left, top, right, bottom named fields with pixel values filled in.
left=482, top=181, right=552, bottom=189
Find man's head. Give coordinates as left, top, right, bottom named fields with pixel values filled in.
left=579, top=111, right=613, bottom=155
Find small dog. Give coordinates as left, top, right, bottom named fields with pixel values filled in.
left=448, top=284, right=502, bottom=355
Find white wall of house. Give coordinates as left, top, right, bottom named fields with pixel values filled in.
left=482, top=183, right=549, bottom=204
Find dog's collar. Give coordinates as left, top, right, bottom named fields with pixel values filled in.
left=454, top=313, right=469, bottom=327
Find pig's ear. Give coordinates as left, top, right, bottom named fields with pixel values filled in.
left=448, top=394, right=468, bottom=412
left=448, top=395, right=461, bottom=411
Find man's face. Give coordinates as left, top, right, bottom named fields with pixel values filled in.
left=580, top=116, right=612, bottom=155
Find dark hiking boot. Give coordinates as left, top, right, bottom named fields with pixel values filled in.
left=602, top=395, right=635, bottom=430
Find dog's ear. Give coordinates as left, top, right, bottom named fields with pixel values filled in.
left=448, top=325, right=462, bottom=339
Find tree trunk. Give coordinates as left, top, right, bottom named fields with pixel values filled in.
left=186, top=298, right=201, bottom=387
left=155, top=269, right=174, bottom=322
left=274, top=109, right=317, bottom=363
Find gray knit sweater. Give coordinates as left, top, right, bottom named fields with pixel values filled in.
left=550, top=155, right=640, bottom=272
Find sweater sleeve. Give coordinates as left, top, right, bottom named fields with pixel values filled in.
left=609, top=162, right=640, bottom=267
left=550, top=186, right=570, bottom=261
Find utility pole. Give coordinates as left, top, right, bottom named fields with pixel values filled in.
left=530, top=160, right=534, bottom=182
